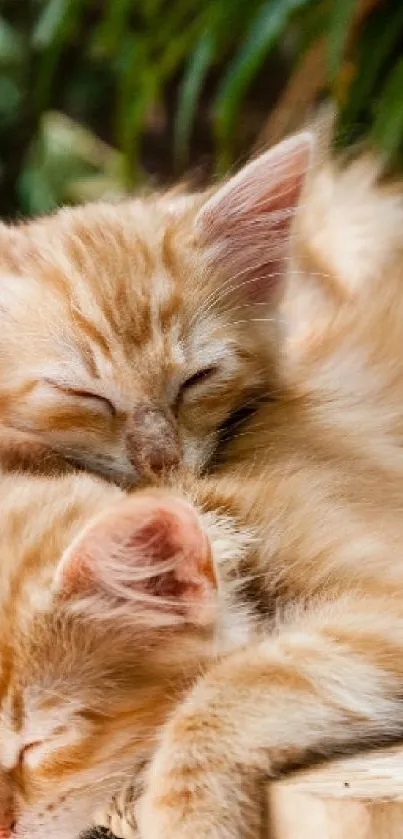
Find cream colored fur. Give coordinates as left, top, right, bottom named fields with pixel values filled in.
left=99, top=156, right=403, bottom=839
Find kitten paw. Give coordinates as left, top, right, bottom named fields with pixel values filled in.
left=138, top=747, right=235, bottom=839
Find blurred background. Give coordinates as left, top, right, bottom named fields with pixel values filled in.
left=0, top=0, right=401, bottom=220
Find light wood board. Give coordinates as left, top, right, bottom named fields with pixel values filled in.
left=267, top=747, right=403, bottom=839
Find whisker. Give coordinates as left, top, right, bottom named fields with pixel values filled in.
left=192, top=267, right=332, bottom=325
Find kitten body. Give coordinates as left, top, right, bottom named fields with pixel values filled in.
left=0, top=133, right=313, bottom=839
left=100, top=158, right=403, bottom=839
left=2, top=143, right=403, bottom=839
left=4, top=137, right=403, bottom=839
left=0, top=466, right=241, bottom=839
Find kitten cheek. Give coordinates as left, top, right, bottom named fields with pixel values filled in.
left=181, top=429, right=217, bottom=471
left=179, top=395, right=231, bottom=432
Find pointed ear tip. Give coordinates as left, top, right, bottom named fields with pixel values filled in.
left=55, top=491, right=213, bottom=604
left=111, top=490, right=209, bottom=556
left=120, top=489, right=201, bottom=524
left=252, top=131, right=315, bottom=178
left=284, top=130, right=315, bottom=160
left=65, top=490, right=204, bottom=546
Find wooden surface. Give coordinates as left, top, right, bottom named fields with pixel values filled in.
left=267, top=747, right=403, bottom=839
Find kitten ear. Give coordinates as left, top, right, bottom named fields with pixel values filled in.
left=196, top=132, right=313, bottom=302
left=55, top=490, right=216, bottom=626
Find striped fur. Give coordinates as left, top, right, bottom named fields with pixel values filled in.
left=97, top=157, right=403, bottom=839
left=0, top=473, right=230, bottom=839
left=0, top=132, right=313, bottom=839
left=0, top=134, right=311, bottom=486
left=4, top=142, right=403, bottom=839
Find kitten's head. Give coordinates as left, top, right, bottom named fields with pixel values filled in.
left=0, top=476, right=220, bottom=839
left=0, top=133, right=311, bottom=483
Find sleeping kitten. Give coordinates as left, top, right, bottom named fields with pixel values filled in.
left=2, top=142, right=403, bottom=839
left=0, top=466, right=242, bottom=839
left=0, top=133, right=311, bottom=485
left=93, top=156, right=403, bottom=839
left=0, top=132, right=314, bottom=839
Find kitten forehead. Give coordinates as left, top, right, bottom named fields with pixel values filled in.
left=0, top=176, right=278, bottom=486
left=0, top=689, right=24, bottom=732
left=189, top=317, right=240, bottom=369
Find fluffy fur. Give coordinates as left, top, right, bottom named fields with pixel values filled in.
left=96, top=157, right=403, bottom=839
left=0, top=470, right=235, bottom=839
left=0, top=134, right=310, bottom=485
left=0, top=133, right=314, bottom=839
left=3, top=134, right=403, bottom=839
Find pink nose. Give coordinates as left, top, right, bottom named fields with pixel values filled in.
left=127, top=407, right=180, bottom=475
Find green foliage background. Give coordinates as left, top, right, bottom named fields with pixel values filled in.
left=0, top=0, right=402, bottom=219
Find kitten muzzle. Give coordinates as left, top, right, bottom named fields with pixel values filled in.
left=127, top=407, right=180, bottom=476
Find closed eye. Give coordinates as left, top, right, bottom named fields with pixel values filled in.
left=67, top=389, right=116, bottom=416
left=18, top=741, right=43, bottom=767
left=180, top=367, right=217, bottom=393
left=45, top=380, right=116, bottom=416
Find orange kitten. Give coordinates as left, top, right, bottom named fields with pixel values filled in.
left=0, top=468, right=235, bottom=839
left=0, top=134, right=311, bottom=485
left=91, top=157, right=403, bottom=839
left=2, top=143, right=403, bottom=839
left=0, top=133, right=313, bottom=839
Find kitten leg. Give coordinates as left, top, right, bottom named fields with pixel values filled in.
left=138, top=595, right=403, bottom=839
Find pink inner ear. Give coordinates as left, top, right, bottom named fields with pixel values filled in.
left=57, top=491, right=216, bottom=624
left=196, top=132, right=313, bottom=303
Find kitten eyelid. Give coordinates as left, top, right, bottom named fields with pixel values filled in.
left=44, top=380, right=116, bottom=416
left=18, top=741, right=43, bottom=766
left=180, top=366, right=217, bottom=393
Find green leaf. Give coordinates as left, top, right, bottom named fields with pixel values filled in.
left=32, top=0, right=85, bottom=112
left=295, top=1, right=328, bottom=57
left=327, top=0, right=356, bottom=80
left=90, top=0, right=134, bottom=58
left=18, top=167, right=58, bottom=216
left=372, top=58, right=403, bottom=161
left=17, top=109, right=126, bottom=215
left=0, top=16, right=23, bottom=66
left=158, top=18, right=205, bottom=77
left=174, top=31, right=214, bottom=167
left=32, top=0, right=70, bottom=49
left=0, top=77, right=22, bottom=127
left=114, top=36, right=158, bottom=184
left=214, top=0, right=314, bottom=171
left=340, top=2, right=403, bottom=128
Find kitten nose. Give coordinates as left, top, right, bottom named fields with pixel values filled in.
left=128, top=407, right=180, bottom=475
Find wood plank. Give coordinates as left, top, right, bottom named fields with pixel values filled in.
left=267, top=747, right=403, bottom=839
